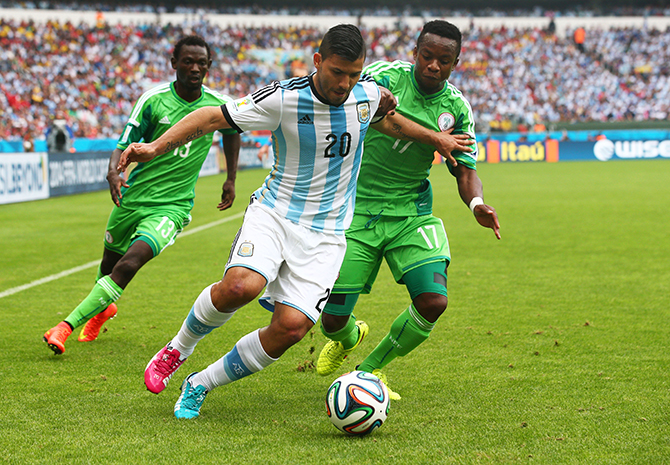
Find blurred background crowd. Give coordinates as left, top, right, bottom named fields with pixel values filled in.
left=0, top=13, right=668, bottom=146
left=3, top=2, right=670, bottom=16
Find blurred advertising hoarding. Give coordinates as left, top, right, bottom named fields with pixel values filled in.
left=0, top=153, right=49, bottom=204
left=0, top=148, right=221, bottom=204
left=440, top=139, right=670, bottom=164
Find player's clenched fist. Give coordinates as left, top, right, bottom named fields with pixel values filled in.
left=117, top=142, right=158, bottom=171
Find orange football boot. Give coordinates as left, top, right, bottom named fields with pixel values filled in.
left=78, top=303, right=118, bottom=342
left=43, top=322, right=73, bottom=355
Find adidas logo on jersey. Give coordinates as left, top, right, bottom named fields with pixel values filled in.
left=297, top=115, right=313, bottom=125
left=159, top=116, right=171, bottom=125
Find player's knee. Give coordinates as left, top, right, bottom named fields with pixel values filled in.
left=211, top=279, right=256, bottom=310
left=274, top=317, right=312, bottom=347
left=413, top=293, right=448, bottom=323
left=110, top=256, right=145, bottom=287
left=321, top=313, right=348, bottom=334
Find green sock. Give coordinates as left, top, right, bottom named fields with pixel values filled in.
left=359, top=304, right=435, bottom=372
left=64, top=276, right=123, bottom=329
left=321, top=315, right=359, bottom=350
left=96, top=266, right=104, bottom=282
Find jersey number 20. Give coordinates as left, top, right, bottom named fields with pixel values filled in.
left=324, top=132, right=352, bottom=158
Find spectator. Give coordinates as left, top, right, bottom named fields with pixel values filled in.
left=0, top=18, right=669, bottom=143
left=45, top=114, right=74, bottom=153
left=574, top=27, right=586, bottom=52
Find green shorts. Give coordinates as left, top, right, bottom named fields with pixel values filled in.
left=103, top=205, right=191, bottom=257
left=333, top=213, right=450, bottom=295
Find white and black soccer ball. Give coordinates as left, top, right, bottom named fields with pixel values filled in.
left=326, top=370, right=390, bottom=436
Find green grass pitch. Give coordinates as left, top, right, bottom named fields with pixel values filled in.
left=0, top=159, right=668, bottom=464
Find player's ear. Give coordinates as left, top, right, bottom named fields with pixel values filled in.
left=313, top=52, right=322, bottom=70
left=412, top=46, right=418, bottom=61
left=171, top=56, right=177, bottom=70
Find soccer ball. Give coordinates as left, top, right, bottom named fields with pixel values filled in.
left=326, top=370, right=390, bottom=436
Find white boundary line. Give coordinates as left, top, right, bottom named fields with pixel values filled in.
left=0, top=211, right=244, bottom=299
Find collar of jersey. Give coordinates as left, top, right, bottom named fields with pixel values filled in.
left=308, top=72, right=345, bottom=107
left=170, top=81, right=205, bottom=106
left=410, top=65, right=448, bottom=100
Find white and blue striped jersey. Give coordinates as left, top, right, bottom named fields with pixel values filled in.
left=221, top=72, right=380, bottom=235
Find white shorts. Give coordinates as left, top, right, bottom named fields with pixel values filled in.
left=226, top=199, right=346, bottom=323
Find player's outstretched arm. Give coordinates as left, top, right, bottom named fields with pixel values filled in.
left=117, top=106, right=231, bottom=172
left=218, top=133, right=241, bottom=211
left=454, top=163, right=501, bottom=239
left=371, top=112, right=473, bottom=167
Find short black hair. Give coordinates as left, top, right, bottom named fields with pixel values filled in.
left=417, top=20, right=462, bottom=57
left=318, top=24, right=365, bottom=62
left=173, top=35, right=212, bottom=61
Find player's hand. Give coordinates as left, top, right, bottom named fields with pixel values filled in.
left=106, top=170, right=129, bottom=207
left=117, top=142, right=157, bottom=172
left=434, top=128, right=474, bottom=168
left=218, top=179, right=236, bottom=211
left=376, top=86, right=397, bottom=117
left=473, top=204, right=501, bottom=240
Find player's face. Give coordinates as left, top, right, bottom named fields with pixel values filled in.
left=313, top=52, right=365, bottom=106
left=413, top=33, right=460, bottom=95
left=172, top=45, right=211, bottom=90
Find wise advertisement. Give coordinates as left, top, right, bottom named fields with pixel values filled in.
left=568, top=139, right=670, bottom=161
left=0, top=153, right=49, bottom=204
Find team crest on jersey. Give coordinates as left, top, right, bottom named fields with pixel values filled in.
left=237, top=241, right=254, bottom=257
left=105, top=231, right=114, bottom=244
left=233, top=97, right=254, bottom=113
left=357, top=102, right=371, bottom=124
left=438, top=112, right=455, bottom=131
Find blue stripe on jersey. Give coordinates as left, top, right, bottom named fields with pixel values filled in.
left=335, top=85, right=371, bottom=231
left=311, top=103, right=348, bottom=230
left=285, top=85, right=317, bottom=224
left=257, top=92, right=286, bottom=208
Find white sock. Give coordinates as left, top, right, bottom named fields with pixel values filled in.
left=192, top=329, right=277, bottom=391
left=171, top=284, right=235, bottom=358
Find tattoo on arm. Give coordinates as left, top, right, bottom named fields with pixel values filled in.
left=391, top=123, right=418, bottom=142
left=165, top=139, right=182, bottom=152
left=164, top=127, right=204, bottom=153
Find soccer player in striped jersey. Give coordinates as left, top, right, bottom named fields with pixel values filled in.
left=43, top=36, right=241, bottom=355
left=119, top=24, right=471, bottom=419
left=315, top=20, right=501, bottom=399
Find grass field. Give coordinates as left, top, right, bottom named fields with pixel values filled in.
left=1, top=159, right=668, bottom=464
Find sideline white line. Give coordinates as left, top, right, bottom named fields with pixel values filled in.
left=0, top=211, right=244, bottom=299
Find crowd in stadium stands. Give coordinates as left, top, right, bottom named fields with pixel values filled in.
left=1, top=18, right=668, bottom=144
left=3, top=2, right=670, bottom=16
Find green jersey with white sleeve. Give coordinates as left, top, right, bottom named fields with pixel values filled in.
left=357, top=60, right=477, bottom=217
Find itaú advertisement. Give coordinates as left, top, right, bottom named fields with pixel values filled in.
left=0, top=152, right=49, bottom=204
left=480, top=140, right=559, bottom=163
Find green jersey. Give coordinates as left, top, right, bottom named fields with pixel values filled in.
left=356, top=60, right=478, bottom=217
left=116, top=81, right=236, bottom=210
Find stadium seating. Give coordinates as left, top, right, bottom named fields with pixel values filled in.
left=0, top=18, right=668, bottom=145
